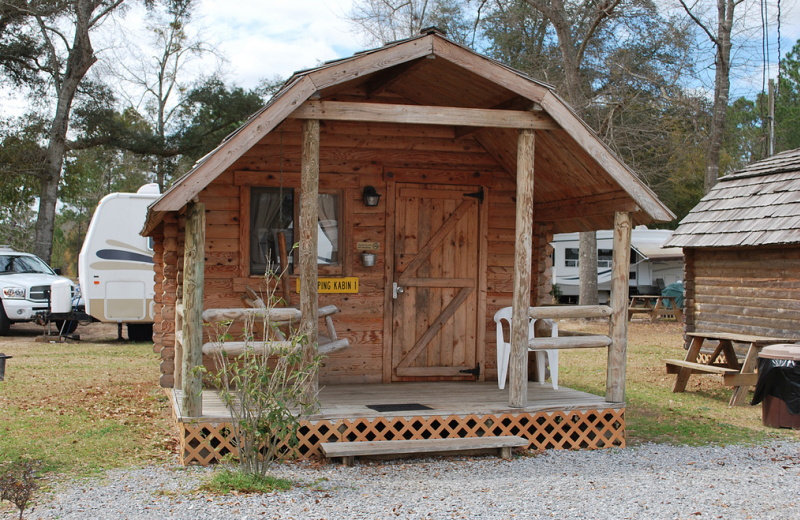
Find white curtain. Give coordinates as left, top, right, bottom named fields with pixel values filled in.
left=251, top=192, right=283, bottom=269
left=318, top=194, right=338, bottom=263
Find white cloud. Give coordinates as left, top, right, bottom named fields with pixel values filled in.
left=194, top=0, right=360, bottom=87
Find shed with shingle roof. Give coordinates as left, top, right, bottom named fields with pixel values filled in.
left=664, top=148, right=800, bottom=339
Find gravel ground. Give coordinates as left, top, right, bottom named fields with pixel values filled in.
left=17, top=441, right=800, bottom=520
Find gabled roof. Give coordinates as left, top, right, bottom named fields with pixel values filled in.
left=143, top=31, right=674, bottom=235
left=664, top=148, right=800, bottom=248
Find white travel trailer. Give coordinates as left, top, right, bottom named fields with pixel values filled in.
left=551, top=227, right=684, bottom=304
left=78, top=184, right=159, bottom=341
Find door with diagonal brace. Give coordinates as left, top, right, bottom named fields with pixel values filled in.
left=391, top=183, right=480, bottom=380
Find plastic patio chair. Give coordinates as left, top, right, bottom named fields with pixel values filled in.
left=493, top=307, right=559, bottom=391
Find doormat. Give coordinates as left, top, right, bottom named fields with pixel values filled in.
left=366, top=403, right=434, bottom=413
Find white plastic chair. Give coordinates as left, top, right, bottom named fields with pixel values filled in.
left=493, top=307, right=559, bottom=390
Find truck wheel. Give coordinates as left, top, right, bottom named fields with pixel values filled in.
left=0, top=305, right=10, bottom=336
left=54, top=320, right=79, bottom=334
left=127, top=323, right=153, bottom=342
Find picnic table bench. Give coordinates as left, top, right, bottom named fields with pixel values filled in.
left=665, top=331, right=791, bottom=407
left=628, top=295, right=680, bottom=322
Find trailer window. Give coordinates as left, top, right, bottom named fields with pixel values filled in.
left=598, top=249, right=613, bottom=268
left=565, top=248, right=579, bottom=267
left=250, top=188, right=340, bottom=275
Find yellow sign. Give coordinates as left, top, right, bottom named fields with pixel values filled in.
left=357, top=242, right=380, bottom=251
left=296, top=277, right=359, bottom=294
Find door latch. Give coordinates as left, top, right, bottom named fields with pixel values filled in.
left=392, top=282, right=404, bottom=299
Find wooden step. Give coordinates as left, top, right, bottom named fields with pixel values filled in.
left=664, top=359, right=739, bottom=375
left=320, top=436, right=528, bottom=466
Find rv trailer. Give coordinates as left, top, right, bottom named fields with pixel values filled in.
left=78, top=184, right=159, bottom=341
left=551, top=227, right=684, bottom=304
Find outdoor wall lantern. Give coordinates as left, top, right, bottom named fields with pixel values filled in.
left=362, top=186, right=381, bottom=207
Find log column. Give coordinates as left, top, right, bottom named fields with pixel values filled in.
left=606, top=210, right=632, bottom=403
left=181, top=202, right=205, bottom=417
left=510, top=129, right=535, bottom=408
left=299, top=119, right=320, bottom=403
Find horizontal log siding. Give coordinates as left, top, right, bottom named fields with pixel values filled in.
left=688, top=246, right=800, bottom=340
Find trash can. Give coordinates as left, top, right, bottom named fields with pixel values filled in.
left=751, top=344, right=800, bottom=429
left=0, top=353, right=11, bottom=381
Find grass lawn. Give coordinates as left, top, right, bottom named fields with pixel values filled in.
left=0, top=319, right=797, bottom=485
left=558, top=319, right=800, bottom=446
left=0, top=323, right=177, bottom=477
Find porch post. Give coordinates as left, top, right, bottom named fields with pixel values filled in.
left=510, top=129, right=535, bottom=408
left=181, top=202, right=205, bottom=417
left=606, top=210, right=632, bottom=403
left=299, top=118, right=320, bottom=403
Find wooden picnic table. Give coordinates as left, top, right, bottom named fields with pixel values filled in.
left=628, top=295, right=680, bottom=322
left=665, top=331, right=791, bottom=407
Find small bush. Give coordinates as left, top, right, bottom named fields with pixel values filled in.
left=0, top=460, right=40, bottom=520
left=200, top=468, right=292, bottom=495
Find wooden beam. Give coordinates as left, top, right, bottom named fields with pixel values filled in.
left=293, top=101, right=560, bottom=130
left=299, top=119, right=320, bottom=403
left=529, top=305, right=613, bottom=320
left=606, top=211, right=632, bottom=403
left=510, top=129, right=535, bottom=408
left=181, top=202, right=205, bottom=418
left=454, top=97, right=541, bottom=138
left=382, top=180, right=396, bottom=383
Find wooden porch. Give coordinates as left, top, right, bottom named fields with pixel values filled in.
left=169, top=382, right=626, bottom=465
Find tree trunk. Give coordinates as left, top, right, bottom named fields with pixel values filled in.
left=32, top=0, right=98, bottom=263
left=579, top=231, right=598, bottom=305
left=703, top=0, right=735, bottom=194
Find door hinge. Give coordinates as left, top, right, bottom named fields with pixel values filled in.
left=464, top=187, right=484, bottom=203
left=459, top=363, right=480, bottom=380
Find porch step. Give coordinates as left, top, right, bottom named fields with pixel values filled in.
left=320, top=436, right=528, bottom=466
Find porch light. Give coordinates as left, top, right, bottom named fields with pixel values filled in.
left=362, top=186, right=381, bottom=207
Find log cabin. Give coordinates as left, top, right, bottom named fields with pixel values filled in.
left=142, top=29, right=675, bottom=464
left=664, top=148, right=800, bottom=341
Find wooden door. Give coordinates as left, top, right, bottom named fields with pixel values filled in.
left=392, top=184, right=481, bottom=380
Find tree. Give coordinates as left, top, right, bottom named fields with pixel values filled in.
left=775, top=39, right=800, bottom=153
left=679, top=0, right=742, bottom=193
left=0, top=0, right=129, bottom=264
left=102, top=0, right=221, bottom=190
left=347, top=0, right=481, bottom=45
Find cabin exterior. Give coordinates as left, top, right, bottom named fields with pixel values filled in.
left=143, top=31, right=674, bottom=464
left=664, top=148, right=800, bottom=341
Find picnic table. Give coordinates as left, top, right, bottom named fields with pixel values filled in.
left=628, top=295, right=680, bottom=322
left=665, top=331, right=791, bottom=407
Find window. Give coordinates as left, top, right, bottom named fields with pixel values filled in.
left=597, top=249, right=613, bottom=268
left=249, top=188, right=340, bottom=275
left=565, top=248, right=579, bottom=267
left=565, top=248, right=614, bottom=268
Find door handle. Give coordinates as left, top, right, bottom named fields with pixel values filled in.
left=393, top=282, right=404, bottom=299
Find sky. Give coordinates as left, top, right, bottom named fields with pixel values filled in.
left=2, top=0, right=800, bottom=116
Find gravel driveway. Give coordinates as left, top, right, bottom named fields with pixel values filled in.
left=19, top=441, right=800, bottom=520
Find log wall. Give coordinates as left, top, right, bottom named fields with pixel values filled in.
left=686, top=246, right=800, bottom=340
left=153, top=114, right=558, bottom=385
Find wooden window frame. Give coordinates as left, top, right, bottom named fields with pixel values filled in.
left=242, top=185, right=345, bottom=278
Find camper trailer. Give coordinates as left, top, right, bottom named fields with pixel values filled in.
left=551, top=227, right=683, bottom=304
left=78, top=184, right=159, bottom=341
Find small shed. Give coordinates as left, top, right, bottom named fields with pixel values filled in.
left=142, top=30, right=674, bottom=464
left=664, top=148, right=800, bottom=340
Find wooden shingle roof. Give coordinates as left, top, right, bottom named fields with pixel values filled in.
left=664, top=148, right=800, bottom=248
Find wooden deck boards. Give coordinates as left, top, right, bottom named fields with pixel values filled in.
left=171, top=382, right=619, bottom=422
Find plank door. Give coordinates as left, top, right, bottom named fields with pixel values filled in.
left=392, top=183, right=481, bottom=381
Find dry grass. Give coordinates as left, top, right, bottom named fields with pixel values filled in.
left=558, top=318, right=800, bottom=445
left=0, top=322, right=178, bottom=477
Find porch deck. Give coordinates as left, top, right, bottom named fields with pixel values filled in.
left=169, top=383, right=626, bottom=465
left=171, top=382, right=621, bottom=422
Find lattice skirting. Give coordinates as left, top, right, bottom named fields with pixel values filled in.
left=177, top=408, right=626, bottom=465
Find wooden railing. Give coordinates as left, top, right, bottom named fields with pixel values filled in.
left=527, top=304, right=627, bottom=403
